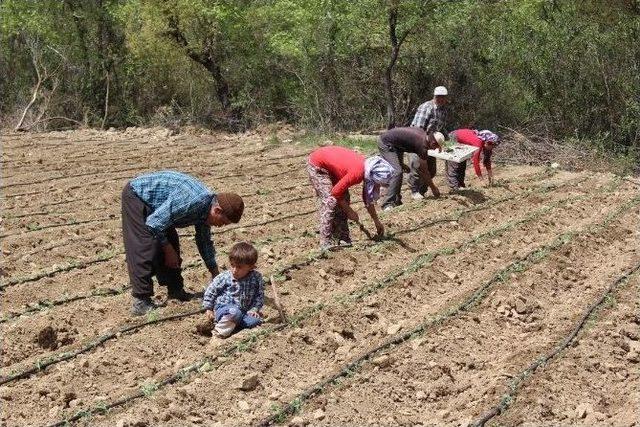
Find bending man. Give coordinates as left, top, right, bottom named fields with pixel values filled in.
left=378, top=126, right=443, bottom=211
left=121, top=170, right=244, bottom=315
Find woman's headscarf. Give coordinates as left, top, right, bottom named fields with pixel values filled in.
left=476, top=130, right=499, bottom=145
left=363, top=155, right=398, bottom=205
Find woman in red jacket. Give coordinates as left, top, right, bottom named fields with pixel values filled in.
left=307, top=146, right=398, bottom=249
left=445, top=129, right=499, bottom=190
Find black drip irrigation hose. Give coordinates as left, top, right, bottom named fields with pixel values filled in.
left=254, top=196, right=639, bottom=427
left=47, top=184, right=633, bottom=426
left=0, top=175, right=598, bottom=385
left=469, top=262, right=640, bottom=427
left=0, top=173, right=595, bottom=390
left=0, top=308, right=204, bottom=386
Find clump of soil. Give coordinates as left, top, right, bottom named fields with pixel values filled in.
left=195, top=319, right=215, bottom=337
left=36, top=326, right=58, bottom=350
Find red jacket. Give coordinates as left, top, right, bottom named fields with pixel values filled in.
left=309, top=146, right=365, bottom=199
left=454, top=129, right=492, bottom=178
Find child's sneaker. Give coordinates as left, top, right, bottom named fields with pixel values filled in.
left=411, top=192, right=424, bottom=200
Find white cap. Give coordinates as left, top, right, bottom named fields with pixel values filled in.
left=433, top=86, right=448, bottom=96
left=433, top=132, right=445, bottom=145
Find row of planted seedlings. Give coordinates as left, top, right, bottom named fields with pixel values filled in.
left=0, top=133, right=270, bottom=181
left=1, top=153, right=312, bottom=234
left=3, top=165, right=559, bottom=290
left=1, top=166, right=552, bottom=312
left=0, top=170, right=587, bottom=376
left=482, top=268, right=640, bottom=427
left=1, top=167, right=573, bottom=353
left=470, top=262, right=640, bottom=427
left=254, top=186, right=640, bottom=426
left=87, top=173, right=636, bottom=426
left=21, top=172, right=624, bottom=426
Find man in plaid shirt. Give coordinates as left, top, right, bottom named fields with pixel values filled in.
left=122, top=170, right=245, bottom=315
left=409, top=86, right=451, bottom=199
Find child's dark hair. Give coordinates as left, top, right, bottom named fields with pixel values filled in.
left=229, top=242, right=258, bottom=266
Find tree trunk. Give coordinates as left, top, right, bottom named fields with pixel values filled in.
left=385, top=3, right=400, bottom=129
left=15, top=46, right=43, bottom=131
left=164, top=15, right=242, bottom=128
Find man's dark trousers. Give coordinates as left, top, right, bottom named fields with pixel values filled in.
left=121, top=183, right=183, bottom=298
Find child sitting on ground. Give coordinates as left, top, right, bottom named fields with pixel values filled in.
left=202, top=242, right=264, bottom=338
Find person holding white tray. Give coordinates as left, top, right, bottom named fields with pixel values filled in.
left=445, top=129, right=500, bottom=191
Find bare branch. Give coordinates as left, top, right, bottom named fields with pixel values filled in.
left=15, top=43, right=43, bottom=131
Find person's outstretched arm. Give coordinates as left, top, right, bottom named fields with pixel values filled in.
left=419, top=158, right=440, bottom=197
left=366, top=203, right=384, bottom=236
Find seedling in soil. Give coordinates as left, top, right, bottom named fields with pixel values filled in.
left=146, top=310, right=159, bottom=322
left=603, top=293, right=617, bottom=308
left=141, top=381, right=159, bottom=397
left=270, top=404, right=288, bottom=424
left=94, top=401, right=109, bottom=414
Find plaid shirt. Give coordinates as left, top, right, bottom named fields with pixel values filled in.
left=129, top=171, right=217, bottom=271
left=411, top=100, right=449, bottom=137
left=203, top=270, right=264, bottom=313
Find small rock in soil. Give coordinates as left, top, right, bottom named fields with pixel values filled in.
left=362, top=307, right=377, bottom=320
left=416, top=391, right=427, bottom=400
left=238, top=400, right=251, bottom=411
left=237, top=373, right=260, bottom=391
left=195, top=320, right=214, bottom=337
left=442, top=270, right=458, bottom=280
left=575, top=402, right=593, bottom=419
left=313, top=409, right=326, bottom=420
left=269, top=391, right=281, bottom=400
left=387, top=323, right=403, bottom=335
left=372, top=355, right=393, bottom=368
left=289, top=416, right=307, bottom=426
left=514, top=299, right=528, bottom=314
left=36, top=326, right=58, bottom=350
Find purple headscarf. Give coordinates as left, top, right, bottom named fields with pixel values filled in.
left=476, top=130, right=499, bottom=145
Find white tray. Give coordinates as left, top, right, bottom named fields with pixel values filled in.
left=428, top=143, right=479, bottom=163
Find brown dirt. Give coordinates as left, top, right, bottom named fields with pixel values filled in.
left=0, top=128, right=637, bottom=427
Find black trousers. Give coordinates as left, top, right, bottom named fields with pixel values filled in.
left=408, top=154, right=437, bottom=194
left=121, top=183, right=184, bottom=298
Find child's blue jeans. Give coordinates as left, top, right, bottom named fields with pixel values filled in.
left=215, top=304, right=262, bottom=329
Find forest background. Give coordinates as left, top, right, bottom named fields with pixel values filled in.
left=1, top=0, right=638, bottom=166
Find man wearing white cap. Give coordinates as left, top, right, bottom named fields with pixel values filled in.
left=409, top=85, right=451, bottom=200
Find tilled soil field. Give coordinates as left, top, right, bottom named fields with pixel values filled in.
left=1, top=128, right=638, bottom=427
